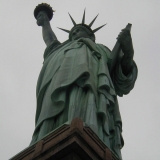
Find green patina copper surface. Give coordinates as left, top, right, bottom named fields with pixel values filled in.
left=30, top=4, right=138, bottom=160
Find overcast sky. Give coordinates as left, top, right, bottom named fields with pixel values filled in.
left=0, top=0, right=160, bottom=159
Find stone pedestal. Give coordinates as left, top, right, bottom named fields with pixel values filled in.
left=11, top=118, right=119, bottom=160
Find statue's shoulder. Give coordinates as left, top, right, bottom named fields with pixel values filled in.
left=96, top=43, right=111, bottom=53
left=94, top=43, right=112, bottom=63
left=43, top=40, right=72, bottom=59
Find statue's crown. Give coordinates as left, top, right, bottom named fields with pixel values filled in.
left=58, top=9, right=106, bottom=40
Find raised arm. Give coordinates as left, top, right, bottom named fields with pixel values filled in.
left=36, top=11, right=58, bottom=47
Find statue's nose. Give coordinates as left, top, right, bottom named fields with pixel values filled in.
left=72, top=30, right=77, bottom=35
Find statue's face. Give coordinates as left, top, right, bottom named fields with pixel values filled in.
left=71, top=27, right=91, bottom=40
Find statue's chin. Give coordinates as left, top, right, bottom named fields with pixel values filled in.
left=73, top=37, right=79, bottom=40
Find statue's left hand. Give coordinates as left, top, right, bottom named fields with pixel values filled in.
left=117, top=29, right=134, bottom=56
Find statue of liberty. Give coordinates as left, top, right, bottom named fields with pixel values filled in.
left=30, top=3, right=138, bottom=159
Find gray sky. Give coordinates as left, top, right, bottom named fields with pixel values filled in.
left=0, top=0, right=160, bottom=159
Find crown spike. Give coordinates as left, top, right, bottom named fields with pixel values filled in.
left=68, top=13, right=76, bottom=26
left=57, top=27, right=70, bottom=33
left=89, top=14, right=99, bottom=27
left=93, top=23, right=107, bottom=33
left=82, top=9, right=86, bottom=24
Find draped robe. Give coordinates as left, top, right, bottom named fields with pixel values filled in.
left=30, top=38, right=138, bottom=159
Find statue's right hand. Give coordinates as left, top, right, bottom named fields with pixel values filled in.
left=36, top=11, right=50, bottom=26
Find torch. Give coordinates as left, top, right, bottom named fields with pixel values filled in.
left=34, top=3, right=55, bottom=21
